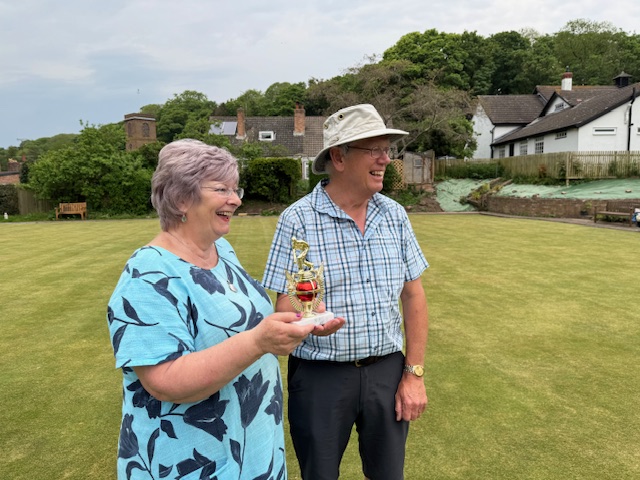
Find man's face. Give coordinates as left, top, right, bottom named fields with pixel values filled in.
left=343, top=136, right=392, bottom=196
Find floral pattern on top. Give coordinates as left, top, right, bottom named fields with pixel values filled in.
left=107, top=238, right=286, bottom=480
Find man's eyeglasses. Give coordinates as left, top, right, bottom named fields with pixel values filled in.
left=201, top=186, right=244, bottom=199
left=346, top=145, right=392, bottom=159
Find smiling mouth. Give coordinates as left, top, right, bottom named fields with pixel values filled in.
left=370, top=170, right=384, bottom=178
left=216, top=211, right=233, bottom=218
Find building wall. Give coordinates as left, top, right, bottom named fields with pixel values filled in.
left=124, top=114, right=157, bottom=151
left=471, top=105, right=493, bottom=159
left=576, top=104, right=634, bottom=151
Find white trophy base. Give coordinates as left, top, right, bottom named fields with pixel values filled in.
left=294, top=311, right=335, bottom=326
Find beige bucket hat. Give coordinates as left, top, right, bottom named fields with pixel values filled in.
left=312, top=104, right=408, bottom=175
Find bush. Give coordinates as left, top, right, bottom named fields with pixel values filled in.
left=439, top=161, right=504, bottom=180
left=245, top=157, right=301, bottom=203
left=0, top=184, right=18, bottom=215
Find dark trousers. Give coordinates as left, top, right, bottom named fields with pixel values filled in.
left=287, top=352, right=408, bottom=480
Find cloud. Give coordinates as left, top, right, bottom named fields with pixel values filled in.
left=1, top=0, right=640, bottom=147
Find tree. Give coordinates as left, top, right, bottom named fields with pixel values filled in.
left=521, top=33, right=563, bottom=89
left=263, top=82, right=307, bottom=116
left=488, top=31, right=533, bottom=94
left=554, top=19, right=625, bottom=85
left=155, top=91, right=217, bottom=143
left=29, top=123, right=152, bottom=214
left=382, top=29, right=493, bottom=92
left=217, top=89, right=267, bottom=117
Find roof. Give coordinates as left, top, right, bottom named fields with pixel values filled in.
left=210, top=115, right=326, bottom=157
left=534, top=85, right=619, bottom=104
left=493, top=82, right=640, bottom=145
left=477, top=95, right=545, bottom=124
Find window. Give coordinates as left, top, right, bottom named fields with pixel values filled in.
left=554, top=103, right=566, bottom=112
left=142, top=123, right=150, bottom=137
left=534, top=137, right=544, bottom=154
left=259, top=131, right=275, bottom=141
left=519, top=141, right=528, bottom=156
left=497, top=146, right=506, bottom=158
left=593, top=127, right=616, bottom=135
left=413, top=157, right=423, bottom=168
left=555, top=131, right=567, bottom=139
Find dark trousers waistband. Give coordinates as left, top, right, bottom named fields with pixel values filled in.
left=296, top=352, right=398, bottom=368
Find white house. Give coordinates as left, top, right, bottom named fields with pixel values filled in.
left=470, top=71, right=635, bottom=159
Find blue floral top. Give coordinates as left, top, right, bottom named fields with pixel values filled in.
left=107, top=238, right=286, bottom=480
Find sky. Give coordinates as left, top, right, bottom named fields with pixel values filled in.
left=2, top=0, right=639, bottom=149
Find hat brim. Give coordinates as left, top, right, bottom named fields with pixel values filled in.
left=311, top=128, right=408, bottom=175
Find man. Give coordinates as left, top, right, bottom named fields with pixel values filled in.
left=262, top=104, right=429, bottom=480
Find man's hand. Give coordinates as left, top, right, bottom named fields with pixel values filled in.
left=394, top=374, right=427, bottom=421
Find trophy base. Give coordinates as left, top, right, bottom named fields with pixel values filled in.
left=294, top=311, right=335, bottom=326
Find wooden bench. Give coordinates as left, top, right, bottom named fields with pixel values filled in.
left=55, top=202, right=87, bottom=220
left=593, top=201, right=638, bottom=227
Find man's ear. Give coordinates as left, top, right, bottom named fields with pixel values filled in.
left=328, top=146, right=346, bottom=172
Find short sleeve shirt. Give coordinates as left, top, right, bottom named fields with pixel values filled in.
left=262, top=180, right=429, bottom=362
left=107, top=238, right=287, bottom=479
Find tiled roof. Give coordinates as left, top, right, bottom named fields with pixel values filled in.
left=210, top=115, right=326, bottom=158
left=493, top=82, right=640, bottom=145
left=477, top=95, right=545, bottom=124
left=534, top=85, right=618, bottom=104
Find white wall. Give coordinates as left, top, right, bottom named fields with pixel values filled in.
left=576, top=103, right=634, bottom=151
left=471, top=105, right=493, bottom=159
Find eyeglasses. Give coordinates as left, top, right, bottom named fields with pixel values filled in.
left=346, top=145, right=392, bottom=159
left=201, top=186, right=244, bottom=199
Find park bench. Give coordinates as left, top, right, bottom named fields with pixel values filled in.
left=593, top=201, right=638, bottom=227
left=55, top=202, right=87, bottom=220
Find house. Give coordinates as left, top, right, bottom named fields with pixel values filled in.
left=0, top=159, right=22, bottom=185
left=209, top=103, right=325, bottom=179
left=471, top=71, right=632, bottom=159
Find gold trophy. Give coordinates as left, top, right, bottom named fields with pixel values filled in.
left=285, top=237, right=334, bottom=326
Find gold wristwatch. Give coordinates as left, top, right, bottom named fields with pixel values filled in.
left=403, top=364, right=424, bottom=377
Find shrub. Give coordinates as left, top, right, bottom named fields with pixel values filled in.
left=0, top=184, right=19, bottom=215
left=245, top=157, right=301, bottom=203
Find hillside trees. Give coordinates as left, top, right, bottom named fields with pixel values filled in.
left=29, top=123, right=152, bottom=214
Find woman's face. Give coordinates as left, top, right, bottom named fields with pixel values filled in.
left=187, top=181, right=242, bottom=240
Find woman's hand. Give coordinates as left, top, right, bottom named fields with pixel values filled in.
left=252, top=312, right=315, bottom=356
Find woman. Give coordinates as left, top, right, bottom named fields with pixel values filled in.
left=106, top=139, right=315, bottom=479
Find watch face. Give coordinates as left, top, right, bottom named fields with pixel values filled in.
left=413, top=365, right=425, bottom=377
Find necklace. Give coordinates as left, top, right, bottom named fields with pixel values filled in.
left=165, top=231, right=237, bottom=292
left=166, top=231, right=216, bottom=264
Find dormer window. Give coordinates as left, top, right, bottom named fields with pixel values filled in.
left=259, top=131, right=275, bottom=142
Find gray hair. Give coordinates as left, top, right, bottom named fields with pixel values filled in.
left=151, top=139, right=239, bottom=231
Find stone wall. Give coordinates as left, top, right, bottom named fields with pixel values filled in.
left=485, top=196, right=610, bottom=218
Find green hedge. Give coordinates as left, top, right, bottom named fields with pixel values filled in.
left=0, top=184, right=18, bottom=215
left=245, top=157, right=301, bottom=203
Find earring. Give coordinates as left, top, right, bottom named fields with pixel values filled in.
left=181, top=214, right=187, bottom=223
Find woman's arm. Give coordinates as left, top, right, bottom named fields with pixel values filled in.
left=134, top=311, right=313, bottom=404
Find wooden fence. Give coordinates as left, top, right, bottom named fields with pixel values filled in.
left=436, top=151, right=640, bottom=184
left=17, top=188, right=55, bottom=215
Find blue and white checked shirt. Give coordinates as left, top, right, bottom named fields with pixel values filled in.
left=262, top=180, right=429, bottom=362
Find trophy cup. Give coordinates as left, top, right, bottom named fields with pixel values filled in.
left=285, top=237, right=334, bottom=326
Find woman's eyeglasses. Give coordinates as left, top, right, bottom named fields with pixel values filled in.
left=201, top=187, right=244, bottom=199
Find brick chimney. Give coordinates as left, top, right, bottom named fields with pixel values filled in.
left=561, top=70, right=573, bottom=91
left=236, top=108, right=246, bottom=139
left=294, top=102, right=305, bottom=136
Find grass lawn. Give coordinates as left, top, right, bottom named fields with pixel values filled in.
left=0, top=215, right=638, bottom=479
